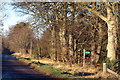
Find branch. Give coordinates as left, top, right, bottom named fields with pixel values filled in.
left=86, top=7, right=108, bottom=22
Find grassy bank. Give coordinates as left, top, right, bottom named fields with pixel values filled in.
left=17, top=57, right=72, bottom=78
left=13, top=53, right=118, bottom=79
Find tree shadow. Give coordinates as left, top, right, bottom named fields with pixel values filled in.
left=73, top=72, right=95, bottom=76
left=2, top=48, right=15, bottom=55
left=61, top=72, right=72, bottom=75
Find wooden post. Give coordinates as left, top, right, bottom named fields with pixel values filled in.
left=103, top=63, right=107, bottom=74
left=83, top=49, right=85, bottom=67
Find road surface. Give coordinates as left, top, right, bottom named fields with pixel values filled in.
left=1, top=54, right=52, bottom=80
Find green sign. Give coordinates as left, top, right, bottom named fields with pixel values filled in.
left=83, top=51, right=90, bottom=54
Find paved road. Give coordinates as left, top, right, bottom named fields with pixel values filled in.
left=1, top=54, right=52, bottom=80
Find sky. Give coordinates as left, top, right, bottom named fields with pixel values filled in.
left=1, top=2, right=30, bottom=32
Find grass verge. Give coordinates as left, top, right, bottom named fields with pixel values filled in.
left=17, top=57, right=71, bottom=78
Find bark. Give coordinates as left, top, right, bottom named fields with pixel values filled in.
left=73, top=38, right=77, bottom=63
left=69, top=3, right=75, bottom=63
left=59, top=4, right=68, bottom=62
left=68, top=34, right=73, bottom=61
left=107, top=21, right=117, bottom=60
left=51, top=27, right=56, bottom=60
left=96, top=23, right=103, bottom=63
left=73, top=38, right=77, bottom=52
left=39, top=47, right=41, bottom=58
left=59, top=28, right=62, bottom=61
left=30, top=40, right=32, bottom=57
left=60, top=27, right=67, bottom=62
left=91, top=39, right=96, bottom=65
left=106, top=4, right=117, bottom=60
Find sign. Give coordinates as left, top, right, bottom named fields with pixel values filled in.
left=83, top=51, right=91, bottom=54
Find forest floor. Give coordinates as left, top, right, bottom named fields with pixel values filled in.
left=12, top=53, right=118, bottom=79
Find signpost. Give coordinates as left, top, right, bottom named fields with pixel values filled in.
left=83, top=49, right=86, bottom=67
left=83, top=49, right=91, bottom=67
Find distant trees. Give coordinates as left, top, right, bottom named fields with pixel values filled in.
left=8, top=22, right=34, bottom=54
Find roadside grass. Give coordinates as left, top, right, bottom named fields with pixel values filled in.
left=17, top=57, right=71, bottom=78
left=13, top=54, right=119, bottom=79
left=16, top=57, right=100, bottom=79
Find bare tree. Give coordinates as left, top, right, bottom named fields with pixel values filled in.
left=8, top=22, right=34, bottom=54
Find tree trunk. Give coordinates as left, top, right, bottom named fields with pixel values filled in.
left=96, top=23, right=103, bottom=63
left=59, top=28, right=62, bottom=61
left=73, top=38, right=77, bottom=64
left=106, top=4, right=117, bottom=60
left=86, top=3, right=118, bottom=61
left=30, top=40, right=32, bottom=57
left=69, top=34, right=73, bottom=58
left=59, top=4, right=68, bottom=62
left=60, top=27, right=67, bottom=62
left=107, top=21, right=117, bottom=60
left=68, top=34, right=74, bottom=64
left=19, top=48, right=22, bottom=55
left=51, top=27, right=56, bottom=60
left=91, top=39, right=96, bottom=65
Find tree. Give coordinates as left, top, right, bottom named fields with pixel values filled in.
left=0, top=2, right=7, bottom=54
left=80, top=2, right=119, bottom=60
left=8, top=22, right=34, bottom=54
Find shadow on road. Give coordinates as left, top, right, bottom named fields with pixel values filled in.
left=1, top=54, right=63, bottom=80
left=2, top=48, right=14, bottom=55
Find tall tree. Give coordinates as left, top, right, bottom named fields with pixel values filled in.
left=81, top=2, right=119, bottom=60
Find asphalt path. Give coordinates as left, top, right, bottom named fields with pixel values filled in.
left=1, top=54, right=53, bottom=80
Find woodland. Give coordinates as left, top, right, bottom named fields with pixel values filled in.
left=2, top=2, right=120, bottom=76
